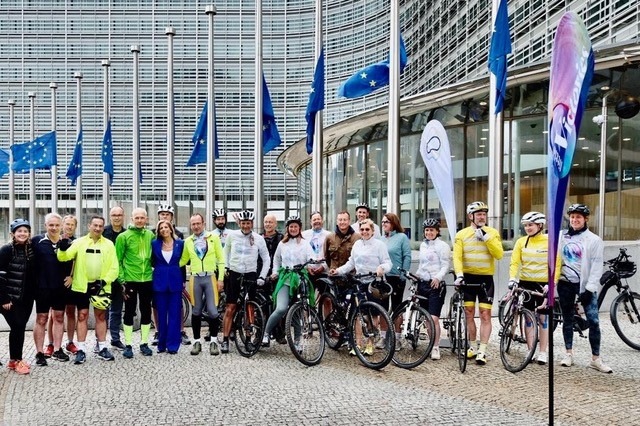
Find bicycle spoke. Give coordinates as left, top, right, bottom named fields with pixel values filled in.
left=611, top=292, right=640, bottom=351
left=285, top=302, right=325, bottom=366
left=500, top=308, right=537, bottom=373
left=392, top=305, right=434, bottom=369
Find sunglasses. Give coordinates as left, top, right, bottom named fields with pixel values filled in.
left=360, top=227, right=372, bottom=231
left=381, top=220, right=390, bottom=224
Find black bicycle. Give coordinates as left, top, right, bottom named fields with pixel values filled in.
left=233, top=278, right=265, bottom=358
left=442, top=284, right=468, bottom=373
left=317, top=273, right=396, bottom=370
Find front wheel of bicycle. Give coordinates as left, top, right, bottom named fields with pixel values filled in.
left=455, top=305, right=468, bottom=373
left=498, top=291, right=514, bottom=327
left=610, top=291, right=640, bottom=351
left=391, top=304, right=435, bottom=369
left=234, top=300, right=264, bottom=358
left=317, top=293, right=345, bottom=350
left=500, top=308, right=538, bottom=373
left=285, top=302, right=325, bottom=366
left=349, top=301, right=395, bottom=370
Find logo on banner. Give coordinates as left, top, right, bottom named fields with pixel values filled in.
left=425, top=136, right=442, bottom=159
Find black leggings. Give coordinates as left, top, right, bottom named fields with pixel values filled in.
left=123, top=281, right=153, bottom=326
left=1, top=299, right=33, bottom=360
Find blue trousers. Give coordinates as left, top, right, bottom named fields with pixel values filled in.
left=153, top=290, right=182, bottom=352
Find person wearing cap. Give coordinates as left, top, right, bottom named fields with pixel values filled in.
left=180, top=213, right=225, bottom=355
left=453, top=201, right=503, bottom=365
left=557, top=203, right=612, bottom=373
left=57, top=216, right=119, bottom=364
left=0, top=219, right=36, bottom=374
left=223, top=210, right=270, bottom=353
left=102, top=206, right=127, bottom=350
left=212, top=208, right=232, bottom=248
left=351, top=203, right=381, bottom=238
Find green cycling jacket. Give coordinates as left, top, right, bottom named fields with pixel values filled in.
left=115, top=225, right=154, bottom=283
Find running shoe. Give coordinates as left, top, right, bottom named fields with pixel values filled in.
left=181, top=331, right=191, bottom=345
left=140, top=344, right=153, bottom=356
left=220, top=340, right=229, bottom=354
left=431, top=347, right=441, bottom=360
left=35, top=352, right=47, bottom=366
left=98, top=347, right=115, bottom=361
left=536, top=352, right=548, bottom=365
left=15, top=360, right=30, bottom=375
left=44, top=344, right=55, bottom=358
left=363, top=343, right=374, bottom=356
left=560, top=353, right=573, bottom=367
left=7, top=360, right=17, bottom=370
left=589, top=358, right=612, bottom=373
left=74, top=350, right=86, bottom=365
left=123, top=345, right=134, bottom=359
left=475, top=351, right=487, bottom=365
left=111, top=340, right=127, bottom=351
left=190, top=341, right=202, bottom=355
left=151, top=332, right=159, bottom=346
left=65, top=342, right=78, bottom=355
left=210, top=342, right=220, bottom=356
left=52, top=349, right=70, bottom=362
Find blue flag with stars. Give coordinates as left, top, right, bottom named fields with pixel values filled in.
left=0, top=148, right=9, bottom=178
left=187, top=101, right=220, bottom=166
left=102, top=119, right=114, bottom=184
left=66, top=125, right=83, bottom=186
left=488, top=0, right=512, bottom=113
left=305, top=49, right=325, bottom=155
left=337, top=35, right=408, bottom=99
left=262, top=74, right=282, bottom=155
left=11, top=131, right=57, bottom=173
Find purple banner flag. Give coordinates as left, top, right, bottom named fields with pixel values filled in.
left=547, top=12, right=594, bottom=304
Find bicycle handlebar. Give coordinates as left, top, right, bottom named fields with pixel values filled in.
left=286, top=259, right=325, bottom=272
left=396, top=267, right=420, bottom=282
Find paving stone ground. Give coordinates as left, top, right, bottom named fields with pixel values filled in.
left=0, top=317, right=639, bottom=425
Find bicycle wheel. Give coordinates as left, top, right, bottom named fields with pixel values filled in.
left=234, top=300, right=264, bottom=358
left=610, top=291, right=640, bottom=351
left=181, top=292, right=191, bottom=326
left=285, top=302, right=325, bottom=366
left=455, top=305, right=468, bottom=373
left=500, top=308, right=538, bottom=373
left=391, top=304, right=435, bottom=369
left=349, top=301, right=395, bottom=370
left=446, top=295, right=458, bottom=354
left=317, top=293, right=345, bottom=350
left=498, top=291, right=514, bottom=327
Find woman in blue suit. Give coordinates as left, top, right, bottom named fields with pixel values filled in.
left=151, top=220, right=184, bottom=354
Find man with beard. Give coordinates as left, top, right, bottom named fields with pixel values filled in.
left=212, top=208, right=232, bottom=248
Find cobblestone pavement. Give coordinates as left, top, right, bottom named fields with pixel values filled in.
left=0, top=317, right=638, bottom=425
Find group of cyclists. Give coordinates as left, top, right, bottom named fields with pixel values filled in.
left=0, top=198, right=613, bottom=374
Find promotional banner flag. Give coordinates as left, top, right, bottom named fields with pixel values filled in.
left=11, top=131, right=57, bottom=173
left=419, top=120, right=457, bottom=240
left=0, top=148, right=9, bottom=178
left=262, top=74, right=282, bottom=155
left=187, top=101, right=220, bottom=166
left=102, top=119, right=114, bottom=184
left=66, top=125, right=83, bottom=186
left=305, top=48, right=325, bottom=155
left=488, top=0, right=512, bottom=113
left=337, top=35, right=408, bottom=99
left=547, top=12, right=595, bottom=302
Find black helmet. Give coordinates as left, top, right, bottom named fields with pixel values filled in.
left=422, top=218, right=440, bottom=229
left=285, top=215, right=302, bottom=227
left=355, top=202, right=370, bottom=212
left=10, top=218, right=31, bottom=233
left=567, top=203, right=590, bottom=217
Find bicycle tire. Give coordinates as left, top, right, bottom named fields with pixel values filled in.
left=610, top=291, right=640, bottom=351
left=285, top=301, right=326, bottom=366
left=456, top=304, right=468, bottom=373
left=391, top=304, right=435, bottom=369
left=317, top=293, right=345, bottom=350
left=500, top=308, right=538, bottom=373
left=181, top=292, right=191, bottom=326
left=447, top=294, right=458, bottom=354
left=234, top=300, right=264, bottom=358
left=498, top=291, right=514, bottom=327
left=349, top=301, right=395, bottom=370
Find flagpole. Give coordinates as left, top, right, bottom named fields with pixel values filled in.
left=311, top=0, right=324, bottom=214
left=75, top=72, right=83, bottom=232
left=102, top=59, right=111, bottom=217
left=205, top=6, right=217, bottom=230
left=131, top=45, right=141, bottom=209
left=50, top=82, right=58, bottom=213
left=8, top=99, right=16, bottom=223
left=28, top=92, right=36, bottom=227
left=488, top=0, right=504, bottom=232
left=386, top=0, right=401, bottom=215
left=166, top=26, right=176, bottom=206
left=254, top=0, right=264, bottom=229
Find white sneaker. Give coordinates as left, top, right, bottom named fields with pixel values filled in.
left=261, top=333, right=270, bottom=346
left=431, top=346, right=441, bottom=360
left=537, top=352, right=548, bottom=365
left=560, top=353, right=573, bottom=367
left=589, top=358, right=613, bottom=373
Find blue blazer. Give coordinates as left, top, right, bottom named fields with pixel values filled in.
left=151, top=239, right=184, bottom=293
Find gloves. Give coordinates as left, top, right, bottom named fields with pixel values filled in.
left=257, top=278, right=265, bottom=287
left=579, top=290, right=594, bottom=308
left=454, top=276, right=464, bottom=287
left=542, top=285, right=549, bottom=295
left=474, top=227, right=489, bottom=242
left=508, top=279, right=518, bottom=289
left=58, top=238, right=71, bottom=251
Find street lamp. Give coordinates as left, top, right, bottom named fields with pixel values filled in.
left=596, top=85, right=611, bottom=238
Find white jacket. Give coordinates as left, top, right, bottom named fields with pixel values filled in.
left=224, top=231, right=270, bottom=277
left=336, top=237, right=392, bottom=276
left=560, top=227, right=603, bottom=293
left=273, top=238, right=315, bottom=272
left=415, top=238, right=451, bottom=282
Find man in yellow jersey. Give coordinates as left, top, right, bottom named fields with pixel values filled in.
left=453, top=201, right=503, bottom=365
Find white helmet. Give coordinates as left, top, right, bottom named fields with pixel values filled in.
left=157, top=203, right=174, bottom=215
left=521, top=211, right=546, bottom=225
left=236, top=210, right=255, bottom=221
left=466, top=201, right=488, bottom=215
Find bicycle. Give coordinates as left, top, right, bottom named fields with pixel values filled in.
left=317, top=272, right=396, bottom=370
left=232, top=278, right=265, bottom=358
left=281, top=259, right=326, bottom=366
left=442, top=284, right=469, bottom=372
left=498, top=284, right=541, bottom=373
left=392, top=268, right=437, bottom=369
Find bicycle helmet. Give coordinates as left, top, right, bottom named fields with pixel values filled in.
left=466, top=201, right=488, bottom=215
left=89, top=293, right=112, bottom=310
left=422, top=218, right=441, bottom=229
left=10, top=218, right=31, bottom=233
left=236, top=210, right=255, bottom=221
left=368, top=277, right=392, bottom=300
left=567, top=203, right=590, bottom=217
left=285, top=215, right=302, bottom=227
left=521, top=211, right=546, bottom=225
left=355, top=202, right=370, bottom=212
left=212, top=208, right=226, bottom=219
left=157, top=203, right=174, bottom=215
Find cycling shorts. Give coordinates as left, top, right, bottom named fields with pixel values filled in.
left=462, top=273, right=494, bottom=308
left=225, top=270, right=257, bottom=304
left=35, top=287, right=67, bottom=313
left=417, top=280, right=446, bottom=317
left=67, top=289, right=90, bottom=311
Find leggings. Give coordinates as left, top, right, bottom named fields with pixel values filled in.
left=265, top=285, right=290, bottom=337
left=123, top=281, right=153, bottom=326
left=1, top=299, right=33, bottom=360
left=557, top=280, right=601, bottom=355
left=191, top=275, right=219, bottom=340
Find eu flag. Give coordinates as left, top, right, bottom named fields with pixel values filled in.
left=262, top=74, right=282, bottom=155
left=186, top=101, right=220, bottom=166
left=305, top=49, right=325, bottom=155
left=66, top=126, right=83, bottom=186
left=102, top=119, right=114, bottom=184
left=0, top=148, right=9, bottom=178
left=488, top=0, right=512, bottom=113
left=11, top=131, right=57, bottom=173
left=337, top=35, right=408, bottom=99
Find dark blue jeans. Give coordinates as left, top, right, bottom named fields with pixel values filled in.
left=109, top=280, right=123, bottom=343
left=557, top=281, right=601, bottom=356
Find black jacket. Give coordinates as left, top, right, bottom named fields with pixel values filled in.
left=0, top=242, right=35, bottom=304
